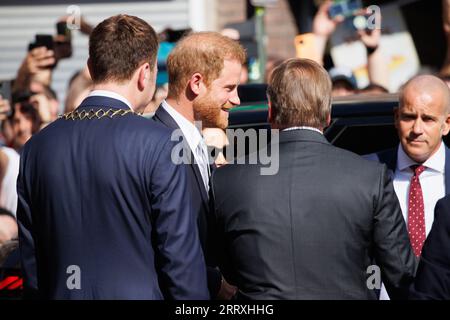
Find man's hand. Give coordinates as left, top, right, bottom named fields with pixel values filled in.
left=216, top=277, right=238, bottom=300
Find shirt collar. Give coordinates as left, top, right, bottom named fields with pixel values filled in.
left=161, top=100, right=203, bottom=151
left=397, top=141, right=445, bottom=173
left=282, top=126, right=323, bottom=134
left=88, top=90, right=133, bottom=110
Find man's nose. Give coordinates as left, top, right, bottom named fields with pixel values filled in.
left=412, top=119, right=424, bottom=135
left=229, top=90, right=240, bottom=106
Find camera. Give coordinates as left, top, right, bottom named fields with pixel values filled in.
left=328, top=0, right=363, bottom=19
left=28, top=34, right=54, bottom=52
left=328, top=0, right=376, bottom=33
left=348, top=13, right=373, bottom=32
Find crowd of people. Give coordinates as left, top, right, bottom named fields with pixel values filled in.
left=1, top=1, right=450, bottom=300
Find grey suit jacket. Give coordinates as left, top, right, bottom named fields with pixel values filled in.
left=211, top=129, right=416, bottom=300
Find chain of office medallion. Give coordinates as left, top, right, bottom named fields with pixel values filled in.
left=60, top=108, right=140, bottom=120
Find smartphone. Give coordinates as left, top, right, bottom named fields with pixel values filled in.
left=0, top=80, right=13, bottom=117
left=28, top=34, right=54, bottom=51
left=328, top=0, right=363, bottom=19
left=56, top=21, right=71, bottom=39
left=294, top=33, right=319, bottom=61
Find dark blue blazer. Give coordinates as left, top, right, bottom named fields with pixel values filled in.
left=153, top=106, right=222, bottom=297
left=17, top=96, right=209, bottom=300
left=373, top=145, right=450, bottom=196
left=410, top=194, right=450, bottom=299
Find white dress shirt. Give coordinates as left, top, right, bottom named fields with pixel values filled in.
left=161, top=100, right=210, bottom=191
left=380, top=141, right=446, bottom=300
left=393, top=141, right=446, bottom=236
left=283, top=126, right=323, bottom=134
left=88, top=90, right=133, bottom=110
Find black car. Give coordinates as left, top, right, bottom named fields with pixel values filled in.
left=229, top=83, right=450, bottom=156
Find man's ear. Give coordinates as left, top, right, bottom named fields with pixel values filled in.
left=393, top=106, right=400, bottom=129
left=326, top=113, right=331, bottom=127
left=268, top=99, right=272, bottom=123
left=137, top=63, right=150, bottom=91
left=87, top=58, right=93, bottom=78
left=188, top=73, right=204, bottom=96
left=442, top=113, right=450, bottom=136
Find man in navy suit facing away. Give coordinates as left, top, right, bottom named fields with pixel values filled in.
left=17, top=14, right=209, bottom=300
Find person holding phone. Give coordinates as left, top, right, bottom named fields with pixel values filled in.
left=13, top=47, right=55, bottom=94
left=296, top=1, right=388, bottom=91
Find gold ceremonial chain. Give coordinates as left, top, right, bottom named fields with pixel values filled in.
left=60, top=108, right=140, bottom=120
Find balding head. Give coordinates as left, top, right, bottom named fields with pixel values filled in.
left=395, top=75, right=450, bottom=163
left=400, top=75, right=450, bottom=114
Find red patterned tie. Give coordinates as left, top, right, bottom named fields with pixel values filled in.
left=408, top=165, right=426, bottom=257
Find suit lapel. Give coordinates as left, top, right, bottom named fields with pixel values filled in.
left=153, top=105, right=180, bottom=130
left=376, top=147, right=398, bottom=173
left=154, top=105, right=210, bottom=207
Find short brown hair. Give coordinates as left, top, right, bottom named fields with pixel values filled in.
left=167, top=32, right=246, bottom=97
left=267, top=58, right=332, bottom=129
left=88, top=14, right=158, bottom=84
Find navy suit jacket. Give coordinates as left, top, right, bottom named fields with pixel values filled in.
left=373, top=145, right=450, bottom=196
left=153, top=105, right=222, bottom=297
left=410, top=194, right=450, bottom=299
left=17, top=96, right=209, bottom=300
